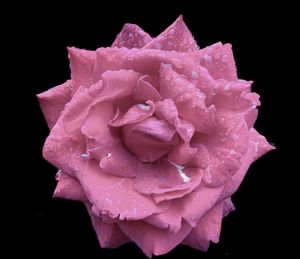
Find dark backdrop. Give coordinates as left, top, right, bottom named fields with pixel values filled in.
left=8, top=1, right=294, bottom=258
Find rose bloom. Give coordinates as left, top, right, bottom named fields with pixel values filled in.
left=38, top=16, right=274, bottom=257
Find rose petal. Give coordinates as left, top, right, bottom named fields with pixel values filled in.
left=99, top=143, right=139, bottom=178
left=134, top=160, right=203, bottom=195
left=53, top=171, right=86, bottom=201
left=143, top=15, right=198, bottom=52
left=159, top=64, right=216, bottom=133
left=92, top=47, right=128, bottom=83
left=85, top=203, right=130, bottom=248
left=112, top=23, right=152, bottom=49
left=37, top=80, right=73, bottom=129
left=198, top=42, right=237, bottom=81
left=193, top=111, right=249, bottom=187
left=183, top=202, right=223, bottom=251
left=123, top=117, right=178, bottom=162
left=223, top=198, right=235, bottom=216
left=70, top=158, right=169, bottom=221
left=68, top=47, right=96, bottom=87
left=152, top=188, right=194, bottom=203
left=118, top=219, right=192, bottom=257
left=155, top=99, right=195, bottom=142
left=219, top=127, right=274, bottom=200
left=109, top=100, right=155, bottom=127
left=168, top=141, right=197, bottom=165
left=132, top=75, right=162, bottom=102
left=213, top=79, right=260, bottom=112
left=176, top=184, right=224, bottom=227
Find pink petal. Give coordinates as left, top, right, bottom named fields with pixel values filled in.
left=96, top=69, right=141, bottom=102
left=68, top=47, right=96, bottom=87
left=37, top=80, right=73, bottom=129
left=219, top=127, right=274, bottom=200
left=118, top=219, right=192, bottom=257
left=99, top=143, right=139, bottom=178
left=159, top=64, right=216, bottom=133
left=176, top=184, right=224, bottom=227
left=155, top=99, right=195, bottom=142
left=134, top=160, right=203, bottom=195
left=132, top=75, right=162, bottom=102
left=81, top=101, right=115, bottom=147
left=122, top=117, right=178, bottom=162
left=198, top=42, right=237, bottom=81
left=152, top=188, right=194, bottom=203
left=92, top=47, right=128, bottom=83
left=53, top=171, right=86, bottom=201
left=168, top=141, right=197, bottom=165
left=194, top=111, right=249, bottom=187
left=213, top=79, right=260, bottom=113
left=223, top=198, right=235, bottom=216
left=85, top=203, right=130, bottom=248
left=70, top=158, right=169, bottom=220
left=143, top=15, right=198, bottom=52
left=109, top=100, right=155, bottom=127
left=183, top=202, right=223, bottom=251
left=112, top=23, right=152, bottom=49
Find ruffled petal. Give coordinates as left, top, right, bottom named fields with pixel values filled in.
left=123, top=117, right=178, bottom=162
left=85, top=203, right=130, bottom=248
left=159, top=64, right=216, bottom=133
left=143, top=15, right=198, bottom=52
left=92, top=47, right=128, bottom=83
left=132, top=75, right=162, bottom=102
left=112, top=23, right=152, bottom=49
left=118, top=219, right=192, bottom=257
left=183, top=202, right=223, bottom=251
left=176, top=184, right=224, bottom=227
left=198, top=42, right=237, bottom=81
left=37, top=80, right=73, bottom=129
left=70, top=158, right=169, bottom=221
left=193, top=111, right=249, bottom=187
left=99, top=143, right=139, bottom=178
left=168, top=141, right=197, bottom=165
left=155, top=99, right=195, bottom=142
left=109, top=100, right=155, bottom=127
left=53, top=171, right=86, bottom=201
left=219, top=127, right=274, bottom=200
left=134, top=160, right=203, bottom=195
left=68, top=47, right=96, bottom=87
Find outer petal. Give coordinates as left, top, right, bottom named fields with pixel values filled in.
left=118, top=219, right=192, bottom=257
left=70, top=158, right=170, bottom=221
left=53, top=171, right=86, bottom=201
left=183, top=202, right=224, bottom=251
left=112, top=23, right=152, bottom=49
left=85, top=203, right=130, bottom=248
left=68, top=47, right=96, bottom=88
left=192, top=111, right=250, bottom=187
left=159, top=64, right=216, bottom=133
left=219, top=127, right=274, bottom=200
left=37, top=80, right=73, bottom=129
left=143, top=15, right=198, bottom=52
left=198, top=42, right=237, bottom=81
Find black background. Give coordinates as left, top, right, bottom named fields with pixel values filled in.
left=6, top=1, right=295, bottom=258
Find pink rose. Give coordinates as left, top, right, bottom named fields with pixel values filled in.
left=38, top=16, right=274, bottom=257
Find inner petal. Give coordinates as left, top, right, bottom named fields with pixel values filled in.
left=122, top=117, right=178, bottom=162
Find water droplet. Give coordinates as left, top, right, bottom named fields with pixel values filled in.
left=154, top=42, right=162, bottom=49
left=55, top=170, right=62, bottom=180
left=191, top=71, right=199, bottom=79
left=169, top=29, right=175, bottom=35
left=204, top=54, right=212, bottom=62
left=138, top=103, right=150, bottom=110
left=166, top=74, right=171, bottom=81
left=81, top=153, right=89, bottom=158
